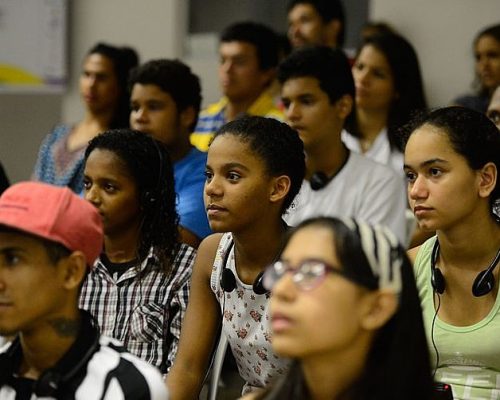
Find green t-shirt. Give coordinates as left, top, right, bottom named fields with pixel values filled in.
left=414, top=237, right=500, bottom=400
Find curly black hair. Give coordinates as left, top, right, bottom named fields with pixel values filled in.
left=213, top=116, right=305, bottom=213
left=85, top=129, right=179, bottom=269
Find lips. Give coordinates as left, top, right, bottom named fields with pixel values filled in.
left=413, top=205, right=433, bottom=217
left=206, top=204, right=227, bottom=217
left=271, top=311, right=293, bottom=333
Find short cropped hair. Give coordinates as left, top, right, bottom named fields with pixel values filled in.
left=128, top=59, right=202, bottom=131
left=287, top=0, right=345, bottom=47
left=220, top=21, right=279, bottom=70
left=278, top=46, right=354, bottom=104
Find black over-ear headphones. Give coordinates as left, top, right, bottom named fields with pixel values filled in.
left=0, top=323, right=100, bottom=396
left=309, top=150, right=351, bottom=191
left=431, top=239, right=500, bottom=297
left=220, top=240, right=268, bottom=295
left=143, top=138, right=165, bottom=205
left=309, top=172, right=331, bottom=191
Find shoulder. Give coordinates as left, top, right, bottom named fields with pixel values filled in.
left=347, top=153, right=403, bottom=190
left=85, top=336, right=167, bottom=399
left=199, top=98, right=227, bottom=117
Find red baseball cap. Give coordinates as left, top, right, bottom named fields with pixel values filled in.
left=0, top=181, right=103, bottom=267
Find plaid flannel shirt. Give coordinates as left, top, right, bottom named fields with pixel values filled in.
left=79, top=243, right=196, bottom=372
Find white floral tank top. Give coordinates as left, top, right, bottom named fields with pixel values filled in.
left=210, top=233, right=289, bottom=392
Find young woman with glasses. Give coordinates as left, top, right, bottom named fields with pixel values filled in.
left=248, top=217, right=434, bottom=400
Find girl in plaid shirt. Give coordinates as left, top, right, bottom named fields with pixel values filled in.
left=79, top=129, right=196, bottom=373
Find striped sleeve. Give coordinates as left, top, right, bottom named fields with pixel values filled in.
left=75, top=336, right=168, bottom=399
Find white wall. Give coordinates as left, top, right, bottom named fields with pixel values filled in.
left=370, top=0, right=500, bottom=107
left=63, top=0, right=187, bottom=122
left=0, top=0, right=187, bottom=184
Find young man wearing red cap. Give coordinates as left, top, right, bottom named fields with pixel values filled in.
left=0, top=182, right=167, bottom=399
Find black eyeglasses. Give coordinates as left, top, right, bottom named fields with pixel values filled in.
left=262, top=259, right=357, bottom=291
left=487, top=109, right=500, bottom=126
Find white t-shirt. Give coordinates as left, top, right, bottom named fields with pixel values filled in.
left=285, top=151, right=408, bottom=245
left=341, top=128, right=404, bottom=176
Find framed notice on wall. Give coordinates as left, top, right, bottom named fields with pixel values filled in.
left=0, top=0, right=67, bottom=93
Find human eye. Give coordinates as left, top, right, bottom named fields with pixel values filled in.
left=294, top=260, right=324, bottom=289
left=429, top=167, right=442, bottom=178
left=281, top=99, right=291, bottom=109
left=83, top=177, right=91, bottom=191
left=353, top=61, right=364, bottom=71
left=300, top=96, right=315, bottom=106
left=204, top=170, right=213, bottom=182
left=373, top=69, right=388, bottom=79
left=404, top=169, right=417, bottom=183
left=148, top=101, right=164, bottom=111
left=130, top=102, right=140, bottom=112
left=227, top=171, right=241, bottom=182
left=103, top=182, right=117, bottom=193
left=1, top=250, right=21, bottom=268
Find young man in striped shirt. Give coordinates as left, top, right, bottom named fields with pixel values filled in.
left=0, top=182, right=167, bottom=399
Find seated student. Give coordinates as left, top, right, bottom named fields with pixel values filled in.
left=0, top=181, right=166, bottom=399
left=453, top=24, right=500, bottom=113
left=129, top=59, right=211, bottom=248
left=167, top=116, right=305, bottom=398
left=33, top=42, right=138, bottom=193
left=191, top=22, right=283, bottom=151
left=287, top=0, right=345, bottom=49
left=405, top=107, right=500, bottom=399
left=487, top=85, right=500, bottom=129
left=343, top=33, right=427, bottom=176
left=80, top=129, right=196, bottom=373
left=246, top=217, right=434, bottom=400
left=278, top=46, right=407, bottom=244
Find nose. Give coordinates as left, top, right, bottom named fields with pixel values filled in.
left=285, top=102, right=301, bottom=122
left=408, top=175, right=428, bottom=201
left=133, top=107, right=148, bottom=123
left=204, top=175, right=223, bottom=199
left=84, top=185, right=101, bottom=207
left=272, top=272, right=297, bottom=301
left=355, top=68, right=370, bottom=86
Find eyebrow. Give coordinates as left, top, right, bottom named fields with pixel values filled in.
left=206, top=162, right=250, bottom=172
left=403, top=158, right=449, bottom=169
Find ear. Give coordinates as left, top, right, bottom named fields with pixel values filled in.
left=334, top=95, right=353, bottom=120
left=360, top=290, right=398, bottom=331
left=269, top=175, right=291, bottom=205
left=60, top=251, right=88, bottom=291
left=477, top=162, right=497, bottom=199
left=179, top=106, right=196, bottom=133
left=324, top=20, right=342, bottom=48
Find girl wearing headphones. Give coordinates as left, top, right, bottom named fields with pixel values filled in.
left=404, top=107, right=500, bottom=399
left=80, top=129, right=196, bottom=373
left=248, top=217, right=433, bottom=400
left=167, top=116, right=305, bottom=398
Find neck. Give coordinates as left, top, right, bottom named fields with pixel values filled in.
left=166, top=136, right=192, bottom=163
left=82, top=108, right=115, bottom=131
left=305, top=138, right=348, bottom=181
left=19, top=308, right=81, bottom=379
left=225, top=92, right=261, bottom=121
left=301, top=336, right=372, bottom=400
left=356, top=108, right=388, bottom=149
left=437, top=211, right=500, bottom=269
left=104, top=225, right=141, bottom=263
left=232, top=218, right=287, bottom=273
